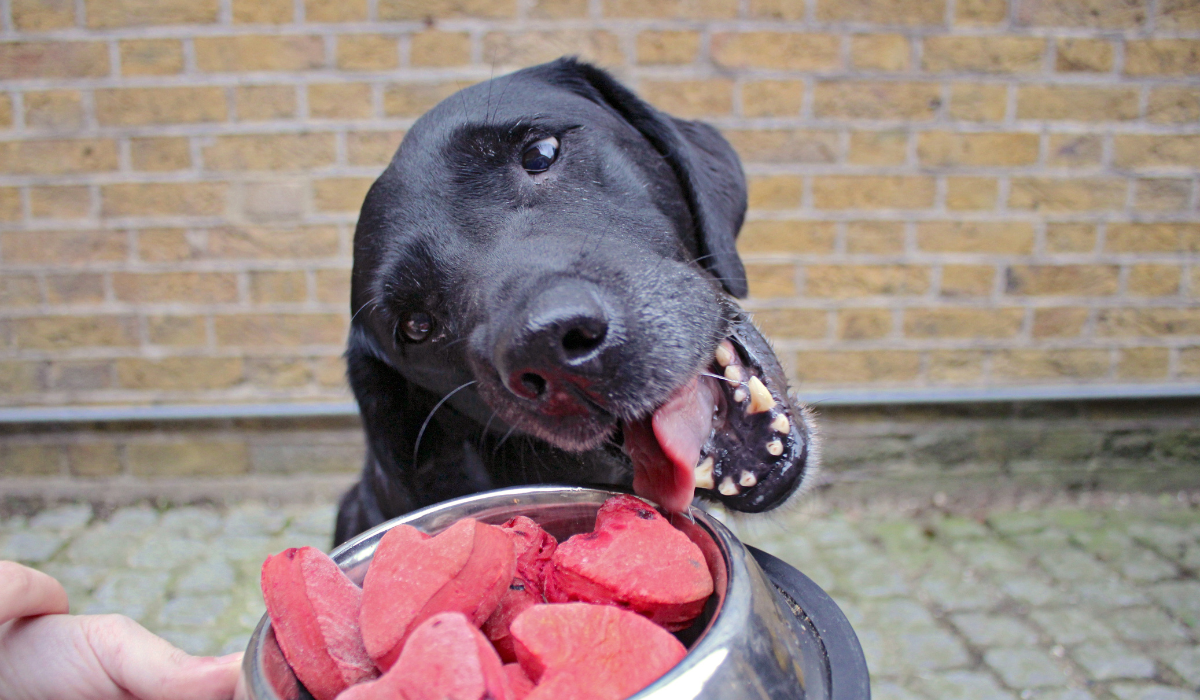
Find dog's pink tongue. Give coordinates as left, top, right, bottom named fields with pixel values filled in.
left=623, top=375, right=717, bottom=513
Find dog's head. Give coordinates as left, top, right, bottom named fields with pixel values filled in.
left=351, top=58, right=816, bottom=514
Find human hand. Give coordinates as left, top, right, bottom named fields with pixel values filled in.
left=0, top=560, right=243, bottom=700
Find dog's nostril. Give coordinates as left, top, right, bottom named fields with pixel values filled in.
left=519, top=372, right=548, bottom=398
left=561, top=325, right=606, bottom=357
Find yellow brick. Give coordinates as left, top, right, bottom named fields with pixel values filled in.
left=747, top=176, right=803, bottom=210
left=252, top=271, right=308, bottom=303
left=112, top=272, right=239, bottom=303
left=941, top=265, right=995, bottom=297
left=1096, top=308, right=1200, bottom=337
left=384, top=81, right=474, bottom=117
left=846, top=221, right=904, bottom=254
left=0, top=361, right=43, bottom=393
left=44, top=273, right=104, bottom=304
left=482, top=31, right=622, bottom=68
left=129, top=137, right=190, bottom=172
left=1008, top=178, right=1126, bottom=212
left=380, top=0, right=516, bottom=18
left=67, top=443, right=120, bottom=477
left=836, top=308, right=891, bottom=340
left=752, top=308, right=827, bottom=339
left=923, top=36, right=1045, bottom=73
left=1136, top=179, right=1191, bottom=211
left=336, top=34, right=400, bottom=71
left=1147, top=87, right=1200, bottom=124
left=95, top=87, right=226, bottom=126
left=118, top=357, right=244, bottom=390
left=13, top=0, right=75, bottom=29
left=203, top=133, right=336, bottom=171
left=906, top=307, right=1022, bottom=338
left=24, top=90, right=84, bottom=130
left=348, top=131, right=404, bottom=165
left=712, top=33, right=840, bottom=71
left=136, top=229, right=195, bottom=262
left=13, top=316, right=137, bottom=350
left=918, top=132, right=1039, bottom=167
left=234, top=0, right=292, bottom=22
left=1032, top=307, right=1088, bottom=338
left=604, top=0, right=737, bottom=17
left=2, top=230, right=125, bottom=264
left=814, top=81, right=941, bottom=120
left=127, top=441, right=249, bottom=477
left=314, top=354, right=348, bottom=387
left=0, top=275, right=41, bottom=306
left=1107, top=223, right=1200, bottom=253
left=85, top=0, right=217, bottom=26
left=817, top=0, right=945, bottom=23
left=793, top=350, right=921, bottom=383
left=0, top=95, right=10, bottom=129
left=30, top=186, right=90, bottom=219
left=737, top=220, right=836, bottom=254
left=236, top=85, right=297, bottom=121
left=0, top=42, right=109, bottom=80
left=1159, top=0, right=1200, bottom=28
left=1016, top=85, right=1138, bottom=121
left=102, top=183, right=226, bottom=217
left=848, top=131, right=908, bottom=166
left=742, top=81, right=804, bottom=117
left=314, top=177, right=373, bottom=212
left=147, top=315, right=207, bottom=345
left=955, top=0, right=1007, bottom=24
left=0, top=139, right=118, bottom=175
left=851, top=34, right=910, bottom=71
left=1055, top=39, right=1114, bottom=72
left=748, top=0, right=805, bottom=19
left=0, top=188, right=19, bottom=221
left=1114, top=135, right=1200, bottom=168
left=918, top=222, right=1035, bottom=253
left=745, top=264, right=797, bottom=298
left=636, top=31, right=702, bottom=65
left=641, top=80, right=733, bottom=118
left=726, top=130, right=838, bottom=164
left=813, top=176, right=936, bottom=210
left=530, top=0, right=588, bottom=16
left=1016, top=0, right=1147, bottom=27
left=1045, top=223, right=1095, bottom=253
left=1046, top=134, right=1102, bottom=167
left=208, top=226, right=340, bottom=259
left=1184, top=348, right=1200, bottom=378
left=1117, top=347, right=1169, bottom=379
left=411, top=32, right=471, bottom=67
left=929, top=350, right=985, bottom=383
left=946, top=177, right=998, bottom=210
left=214, top=313, right=347, bottom=346
left=1, top=446, right=63, bottom=476
left=247, top=358, right=314, bottom=389
left=1006, top=265, right=1119, bottom=295
left=1125, top=40, right=1200, bottom=75
left=315, top=269, right=350, bottom=304
left=306, top=0, right=368, bottom=21
left=196, top=35, right=325, bottom=72
left=806, top=265, right=930, bottom=297
left=949, top=83, right=1007, bottom=121
left=1127, top=264, right=1181, bottom=296
left=992, top=349, right=1109, bottom=380
left=118, top=39, right=184, bottom=76
left=309, top=84, right=374, bottom=120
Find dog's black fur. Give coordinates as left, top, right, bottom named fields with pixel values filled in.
left=335, top=59, right=782, bottom=545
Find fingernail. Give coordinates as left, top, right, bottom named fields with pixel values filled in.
left=211, top=652, right=243, bottom=664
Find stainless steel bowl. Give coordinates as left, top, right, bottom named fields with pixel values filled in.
left=236, top=485, right=869, bottom=700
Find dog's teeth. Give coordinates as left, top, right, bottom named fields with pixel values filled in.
left=723, top=365, right=743, bottom=383
left=746, top=376, right=776, bottom=415
left=694, top=456, right=714, bottom=490
left=766, top=439, right=783, bottom=456
left=770, top=413, right=790, bottom=434
left=733, top=387, right=748, bottom=403
left=718, top=476, right=739, bottom=496
left=738, top=471, right=757, bottom=488
left=715, top=342, right=735, bottom=368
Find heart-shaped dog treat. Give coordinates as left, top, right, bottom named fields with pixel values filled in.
left=511, top=603, right=687, bottom=700
left=337, top=612, right=512, bottom=700
left=360, top=519, right=516, bottom=670
left=483, top=516, right=558, bottom=662
left=502, top=663, right=535, bottom=700
left=544, top=495, right=713, bottom=630
left=261, top=547, right=377, bottom=700
left=482, top=578, right=543, bottom=663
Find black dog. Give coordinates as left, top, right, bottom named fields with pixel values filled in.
left=334, top=58, right=817, bottom=545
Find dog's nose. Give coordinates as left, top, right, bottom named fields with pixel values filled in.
left=495, top=282, right=614, bottom=400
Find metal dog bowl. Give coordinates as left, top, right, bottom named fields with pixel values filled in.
left=237, top=485, right=870, bottom=700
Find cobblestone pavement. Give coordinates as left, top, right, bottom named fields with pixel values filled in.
left=2, top=498, right=1198, bottom=700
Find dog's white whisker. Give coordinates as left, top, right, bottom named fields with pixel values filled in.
left=412, top=380, right=478, bottom=467
left=723, top=365, right=744, bottom=383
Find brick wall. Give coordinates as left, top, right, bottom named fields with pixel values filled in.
left=0, top=0, right=1197, bottom=407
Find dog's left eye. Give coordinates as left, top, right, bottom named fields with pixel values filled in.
left=521, top=137, right=559, bottom=173
left=398, top=311, right=433, bottom=343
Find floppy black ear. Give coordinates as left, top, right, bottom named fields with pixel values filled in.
left=543, top=59, right=749, bottom=298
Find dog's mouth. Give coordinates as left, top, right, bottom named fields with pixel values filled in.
left=620, top=315, right=814, bottom=513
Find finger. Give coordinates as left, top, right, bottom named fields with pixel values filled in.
left=0, top=561, right=70, bottom=623
left=82, top=614, right=243, bottom=700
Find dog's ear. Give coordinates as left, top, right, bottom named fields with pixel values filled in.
left=545, top=59, right=749, bottom=298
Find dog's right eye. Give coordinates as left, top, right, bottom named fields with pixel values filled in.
left=397, top=311, right=433, bottom=343
left=521, top=137, right=559, bottom=174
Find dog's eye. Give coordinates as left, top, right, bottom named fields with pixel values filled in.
left=398, top=311, right=433, bottom=343
left=521, top=137, right=559, bottom=174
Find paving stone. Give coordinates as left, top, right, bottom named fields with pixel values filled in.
left=1029, top=608, right=1115, bottom=646
left=64, top=526, right=143, bottom=565
left=84, top=571, right=169, bottom=622
left=1129, top=524, right=1195, bottom=554
left=889, top=630, right=971, bottom=672
left=28, top=504, right=92, bottom=532
left=1163, top=647, right=1200, bottom=688
left=1111, top=546, right=1183, bottom=583
left=175, top=557, right=236, bottom=594
left=277, top=529, right=332, bottom=553
left=160, top=507, right=223, bottom=538
left=873, top=680, right=925, bottom=700
left=1107, top=607, right=1192, bottom=644
left=220, top=633, right=253, bottom=656
left=1002, top=574, right=1066, bottom=607
left=285, top=505, right=337, bottom=536
left=985, top=648, right=1070, bottom=688
left=1, top=531, right=65, bottom=563
left=158, top=595, right=232, bottom=627
left=1026, top=690, right=1097, bottom=700
left=223, top=504, right=287, bottom=537
left=934, top=515, right=991, bottom=539
left=951, top=613, right=1041, bottom=647
left=1037, top=550, right=1115, bottom=582
left=1075, top=579, right=1152, bottom=608
left=915, top=670, right=1017, bottom=700
left=128, top=534, right=209, bottom=569
left=159, top=628, right=218, bottom=656
left=1012, top=529, right=1073, bottom=551
left=1073, top=528, right=1135, bottom=559
left=953, top=539, right=1030, bottom=574
left=852, top=599, right=940, bottom=633
left=1108, top=684, right=1200, bottom=700
left=1151, top=582, right=1200, bottom=629
left=989, top=511, right=1051, bottom=535
left=920, top=570, right=1005, bottom=611
left=213, top=535, right=275, bottom=563
left=39, top=562, right=106, bottom=611
left=106, top=507, right=160, bottom=532
left=1072, top=642, right=1157, bottom=680
left=841, top=559, right=911, bottom=599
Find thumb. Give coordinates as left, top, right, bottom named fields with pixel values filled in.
left=82, top=614, right=243, bottom=700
